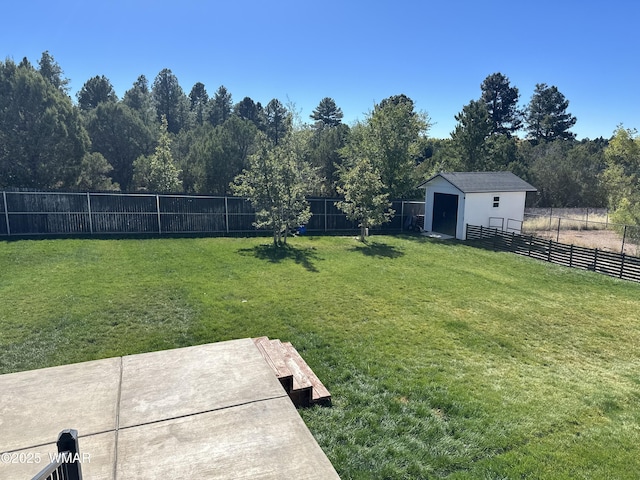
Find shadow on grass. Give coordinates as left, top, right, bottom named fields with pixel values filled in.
left=237, top=243, right=320, bottom=272
left=349, top=240, right=405, bottom=259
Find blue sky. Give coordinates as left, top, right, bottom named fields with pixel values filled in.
left=2, top=0, right=638, bottom=139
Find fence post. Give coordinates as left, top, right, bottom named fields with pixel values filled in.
left=324, top=199, right=328, bottom=232
left=556, top=217, right=561, bottom=242
left=401, top=201, right=405, bottom=232
left=593, top=248, right=599, bottom=271
left=224, top=196, right=229, bottom=234
left=86, top=192, right=93, bottom=235
left=57, top=429, right=83, bottom=480
left=621, top=225, right=627, bottom=254
left=547, top=239, right=552, bottom=262
left=620, top=253, right=625, bottom=279
left=2, top=191, right=9, bottom=236
left=156, top=195, right=162, bottom=234
left=569, top=244, right=573, bottom=268
left=585, top=208, right=589, bottom=229
left=528, top=235, right=533, bottom=257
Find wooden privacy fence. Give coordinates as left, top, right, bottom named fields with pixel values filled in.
left=0, top=191, right=424, bottom=237
left=466, top=224, right=640, bottom=283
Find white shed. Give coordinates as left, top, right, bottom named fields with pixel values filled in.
left=418, top=172, right=537, bottom=240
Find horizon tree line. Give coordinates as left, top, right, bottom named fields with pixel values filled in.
left=1, top=51, right=638, bottom=232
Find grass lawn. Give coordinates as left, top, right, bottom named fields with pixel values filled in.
left=2, top=234, right=640, bottom=479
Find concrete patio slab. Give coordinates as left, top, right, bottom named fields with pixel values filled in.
left=0, top=357, right=120, bottom=452
left=116, top=397, right=339, bottom=479
left=0, top=339, right=339, bottom=479
left=119, top=338, right=286, bottom=428
left=0, top=431, right=115, bottom=479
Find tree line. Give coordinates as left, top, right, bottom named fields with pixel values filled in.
left=1, top=52, right=638, bottom=233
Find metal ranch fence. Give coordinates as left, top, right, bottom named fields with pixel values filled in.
left=0, top=191, right=424, bottom=238
left=466, top=224, right=640, bottom=283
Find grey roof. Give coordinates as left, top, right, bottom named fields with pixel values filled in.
left=418, top=171, right=536, bottom=193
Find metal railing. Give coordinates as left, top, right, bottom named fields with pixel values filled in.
left=31, top=430, right=83, bottom=480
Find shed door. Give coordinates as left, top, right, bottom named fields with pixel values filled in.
left=432, top=193, right=458, bottom=237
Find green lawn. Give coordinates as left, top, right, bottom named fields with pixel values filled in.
left=1, top=235, right=640, bottom=479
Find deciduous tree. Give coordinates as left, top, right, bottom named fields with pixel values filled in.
left=336, top=155, right=394, bottom=242
left=358, top=95, right=430, bottom=198
left=133, top=116, right=182, bottom=193
left=602, top=126, right=640, bottom=223
left=231, top=134, right=313, bottom=246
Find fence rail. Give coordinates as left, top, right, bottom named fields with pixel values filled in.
left=0, top=191, right=424, bottom=238
left=466, top=224, right=640, bottom=283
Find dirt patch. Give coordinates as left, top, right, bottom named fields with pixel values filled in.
left=527, top=229, right=639, bottom=256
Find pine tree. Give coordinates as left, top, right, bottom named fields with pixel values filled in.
left=480, top=72, right=522, bottom=136
left=525, top=83, right=577, bottom=142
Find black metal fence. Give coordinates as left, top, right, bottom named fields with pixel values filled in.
left=466, top=224, right=640, bottom=283
left=0, top=191, right=424, bottom=238
left=31, top=429, right=83, bottom=480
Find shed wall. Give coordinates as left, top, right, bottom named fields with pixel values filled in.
left=463, top=191, right=526, bottom=234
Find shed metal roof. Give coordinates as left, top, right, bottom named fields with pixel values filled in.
left=418, top=172, right=536, bottom=193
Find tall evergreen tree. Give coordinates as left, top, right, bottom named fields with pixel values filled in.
left=264, top=98, right=291, bottom=145
left=0, top=59, right=88, bottom=189
left=308, top=123, right=349, bottom=196
left=37, top=51, right=70, bottom=93
left=85, top=102, right=155, bottom=190
left=77, top=75, right=117, bottom=111
left=310, top=97, right=343, bottom=128
left=123, top=75, right=157, bottom=130
left=480, top=72, right=522, bottom=136
left=208, top=85, right=233, bottom=126
left=234, top=97, right=264, bottom=129
left=151, top=69, right=189, bottom=134
left=525, top=83, right=577, bottom=142
left=188, top=82, right=209, bottom=126
left=450, top=100, right=492, bottom=171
